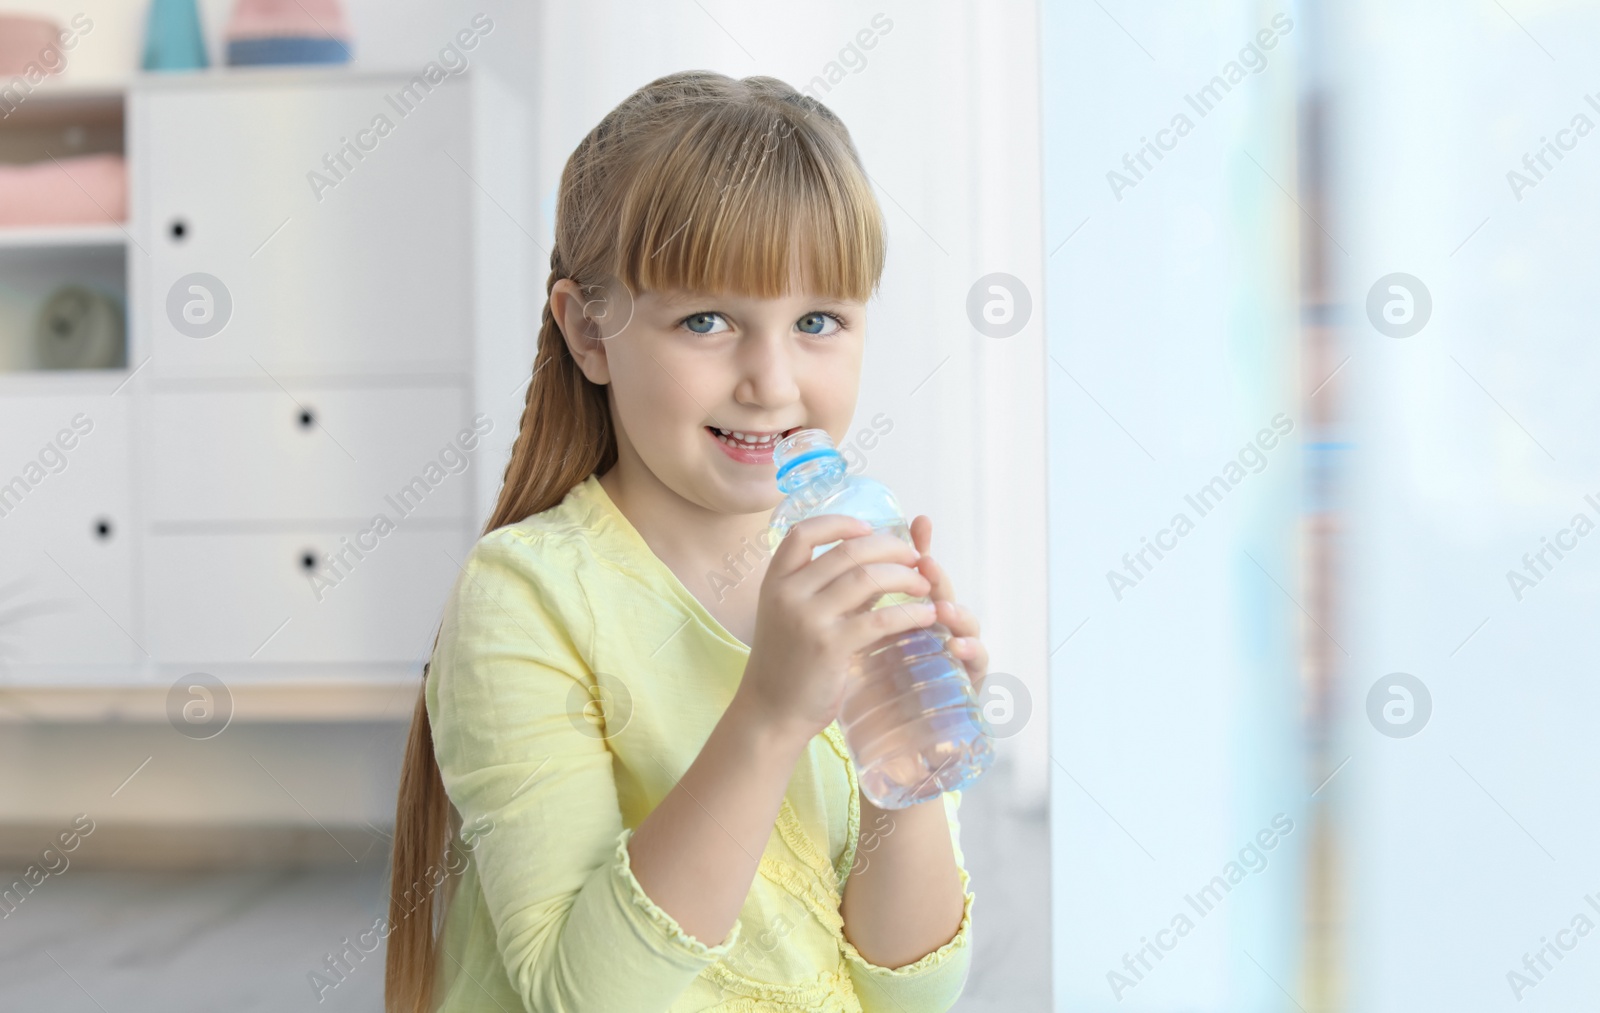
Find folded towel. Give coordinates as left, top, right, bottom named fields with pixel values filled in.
left=227, top=36, right=351, bottom=66
left=225, top=0, right=351, bottom=41
left=0, top=153, right=127, bottom=227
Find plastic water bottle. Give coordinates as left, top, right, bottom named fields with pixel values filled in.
left=769, top=428, right=994, bottom=809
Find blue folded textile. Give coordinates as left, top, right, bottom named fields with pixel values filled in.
left=226, top=36, right=351, bottom=66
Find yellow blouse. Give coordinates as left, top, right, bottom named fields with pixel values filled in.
left=425, top=472, right=975, bottom=1012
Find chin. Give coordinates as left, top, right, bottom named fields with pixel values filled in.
left=705, top=476, right=784, bottom=516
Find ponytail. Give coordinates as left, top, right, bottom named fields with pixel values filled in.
left=384, top=277, right=614, bottom=1011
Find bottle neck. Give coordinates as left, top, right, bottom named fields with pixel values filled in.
left=776, top=448, right=847, bottom=494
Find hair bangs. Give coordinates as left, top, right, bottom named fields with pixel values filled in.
left=616, top=106, right=884, bottom=303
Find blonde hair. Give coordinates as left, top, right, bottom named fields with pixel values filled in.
left=385, top=70, right=886, bottom=1011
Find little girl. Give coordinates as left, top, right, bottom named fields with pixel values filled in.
left=385, top=70, right=989, bottom=1013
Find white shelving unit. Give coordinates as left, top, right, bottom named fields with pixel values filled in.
left=0, top=67, right=530, bottom=716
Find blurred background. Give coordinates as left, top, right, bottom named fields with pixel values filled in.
left=0, top=1, right=1047, bottom=1010
left=0, top=0, right=1593, bottom=1011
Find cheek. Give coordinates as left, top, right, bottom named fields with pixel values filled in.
left=608, top=347, right=719, bottom=436
left=804, top=347, right=863, bottom=414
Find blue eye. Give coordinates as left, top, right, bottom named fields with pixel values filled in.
left=798, top=312, right=843, bottom=336
left=681, top=312, right=729, bottom=335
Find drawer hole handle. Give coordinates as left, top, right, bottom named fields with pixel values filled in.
left=299, top=409, right=316, bottom=429
left=94, top=517, right=113, bottom=540
left=170, top=218, right=188, bottom=241
left=300, top=551, right=320, bottom=571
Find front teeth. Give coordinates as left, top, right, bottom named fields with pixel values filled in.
left=712, top=427, right=781, bottom=446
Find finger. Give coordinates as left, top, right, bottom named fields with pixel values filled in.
left=916, top=553, right=958, bottom=604
left=771, top=514, right=873, bottom=578
left=815, top=561, right=931, bottom=618
left=839, top=598, right=939, bottom=647
left=933, top=598, right=979, bottom=638
left=910, top=514, right=933, bottom=555
left=791, top=530, right=920, bottom=597
left=949, top=635, right=989, bottom=683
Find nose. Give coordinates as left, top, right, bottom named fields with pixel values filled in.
left=733, top=327, right=802, bottom=411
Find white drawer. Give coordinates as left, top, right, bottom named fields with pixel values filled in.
left=144, top=524, right=471, bottom=664
left=0, top=394, right=137, bottom=669
left=146, top=385, right=480, bottom=523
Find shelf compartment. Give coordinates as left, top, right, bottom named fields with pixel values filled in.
left=0, top=223, right=130, bottom=249
left=0, top=242, right=127, bottom=371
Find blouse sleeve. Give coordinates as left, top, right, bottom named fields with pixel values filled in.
left=837, top=789, right=976, bottom=1013
left=428, top=531, right=743, bottom=1013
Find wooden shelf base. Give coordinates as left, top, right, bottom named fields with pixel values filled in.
left=0, top=681, right=420, bottom=724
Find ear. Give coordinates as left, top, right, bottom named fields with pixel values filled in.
left=550, top=278, right=612, bottom=385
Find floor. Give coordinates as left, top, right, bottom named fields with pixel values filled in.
left=0, top=759, right=1049, bottom=1012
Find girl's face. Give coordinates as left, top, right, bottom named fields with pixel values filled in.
left=555, top=272, right=865, bottom=518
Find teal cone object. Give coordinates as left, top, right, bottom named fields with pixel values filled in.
left=142, top=0, right=209, bottom=71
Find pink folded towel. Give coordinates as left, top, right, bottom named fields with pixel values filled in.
left=225, top=0, right=351, bottom=40
left=0, top=153, right=128, bottom=227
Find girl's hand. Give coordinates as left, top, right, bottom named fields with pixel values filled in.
left=735, top=515, right=939, bottom=745
left=908, top=515, right=988, bottom=694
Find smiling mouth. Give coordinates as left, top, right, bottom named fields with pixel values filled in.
left=705, top=425, right=802, bottom=450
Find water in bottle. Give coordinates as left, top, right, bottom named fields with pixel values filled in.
left=769, top=428, right=994, bottom=809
